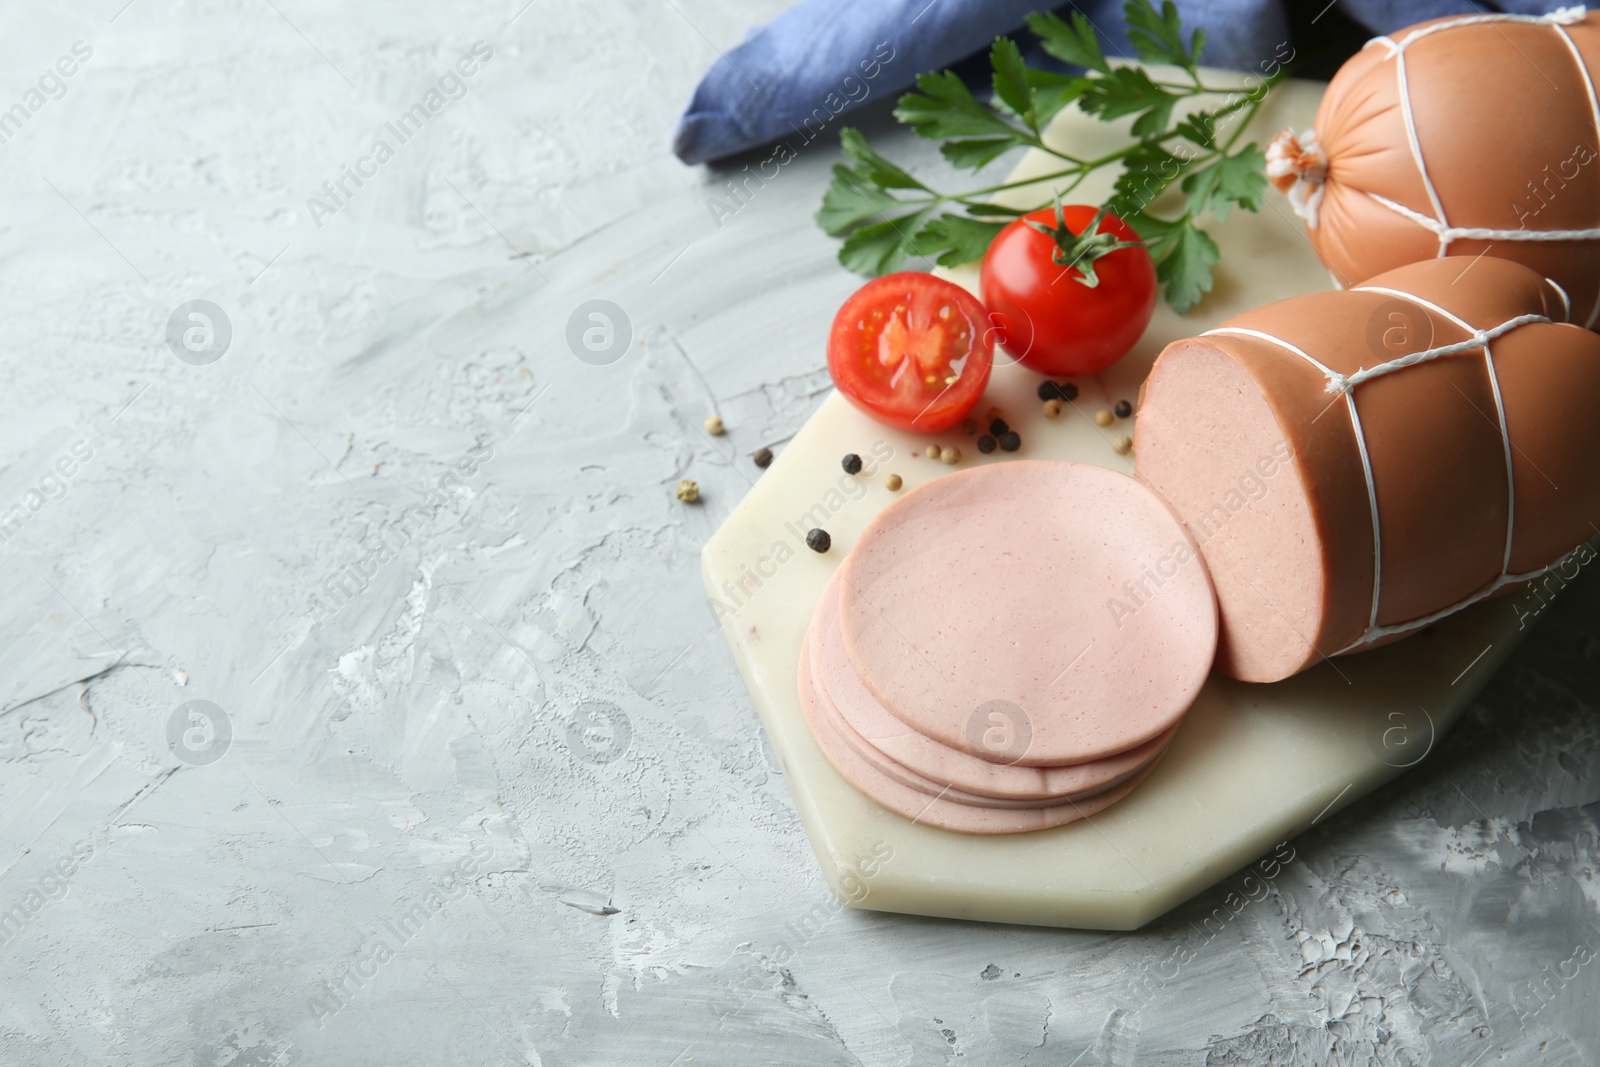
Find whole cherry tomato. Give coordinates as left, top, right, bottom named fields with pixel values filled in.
left=980, top=203, right=1156, bottom=376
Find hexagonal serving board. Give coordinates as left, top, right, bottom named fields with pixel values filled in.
left=702, top=76, right=1530, bottom=929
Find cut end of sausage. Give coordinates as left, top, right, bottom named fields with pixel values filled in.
left=1136, top=341, right=1326, bottom=683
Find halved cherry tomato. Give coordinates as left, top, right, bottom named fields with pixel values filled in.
left=981, top=204, right=1156, bottom=377
left=827, top=272, right=993, bottom=433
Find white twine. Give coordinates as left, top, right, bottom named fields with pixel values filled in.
left=1368, top=6, right=1587, bottom=57
left=1366, top=192, right=1600, bottom=244
left=1319, top=310, right=1551, bottom=394
left=1332, top=555, right=1572, bottom=655
left=1549, top=276, right=1573, bottom=321
left=1392, top=47, right=1452, bottom=250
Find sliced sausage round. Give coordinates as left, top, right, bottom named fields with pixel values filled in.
left=837, top=461, right=1217, bottom=765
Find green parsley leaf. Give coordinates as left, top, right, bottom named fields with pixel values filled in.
left=1180, top=144, right=1268, bottom=221
left=940, top=137, right=1022, bottom=170
left=1125, top=0, right=1204, bottom=70
left=1173, top=112, right=1216, bottom=149
left=1080, top=67, right=1177, bottom=139
left=1109, top=141, right=1182, bottom=218
left=1130, top=213, right=1219, bottom=313
left=1130, top=99, right=1177, bottom=139
left=1160, top=223, right=1220, bottom=313
left=913, top=214, right=1008, bottom=267
left=837, top=208, right=933, bottom=276
left=990, top=37, right=1035, bottom=131
left=1028, top=10, right=1109, bottom=74
left=1027, top=69, right=1087, bottom=128
left=894, top=71, right=1023, bottom=142
left=817, top=162, right=917, bottom=236
left=838, top=127, right=927, bottom=191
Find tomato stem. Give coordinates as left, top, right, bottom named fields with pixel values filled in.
left=1024, top=197, right=1144, bottom=288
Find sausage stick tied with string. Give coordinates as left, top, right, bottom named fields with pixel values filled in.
left=1137, top=256, right=1600, bottom=683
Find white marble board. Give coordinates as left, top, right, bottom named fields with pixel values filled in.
left=701, top=75, right=1531, bottom=929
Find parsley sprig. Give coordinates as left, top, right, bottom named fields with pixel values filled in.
left=815, top=1, right=1285, bottom=313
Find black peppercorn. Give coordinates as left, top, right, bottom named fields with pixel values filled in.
left=752, top=447, right=773, bottom=468
left=977, top=434, right=997, bottom=454
left=988, top=417, right=1009, bottom=436
left=1114, top=399, right=1133, bottom=418
left=998, top=431, right=1021, bottom=452
left=841, top=453, right=863, bottom=475
left=806, top=528, right=832, bottom=553
left=1037, top=381, right=1061, bottom=402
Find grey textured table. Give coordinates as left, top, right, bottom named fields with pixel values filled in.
left=2, top=3, right=1598, bottom=1064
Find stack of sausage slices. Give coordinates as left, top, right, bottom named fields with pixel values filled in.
left=798, top=461, right=1218, bottom=834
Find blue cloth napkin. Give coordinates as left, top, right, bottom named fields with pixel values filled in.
left=672, top=0, right=1577, bottom=164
